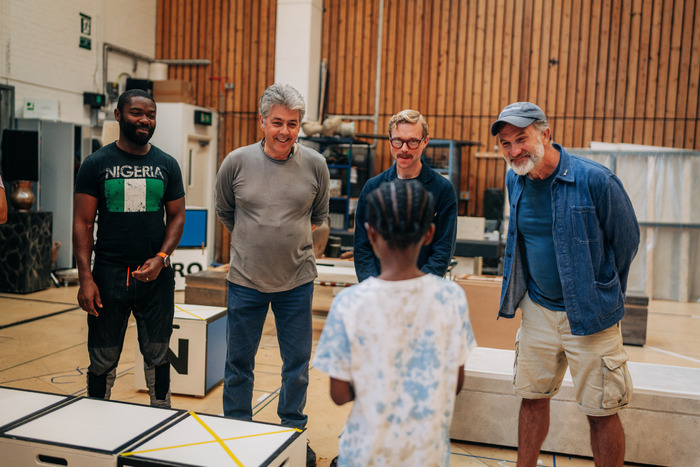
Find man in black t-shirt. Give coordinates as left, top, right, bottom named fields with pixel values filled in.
left=73, top=89, right=185, bottom=407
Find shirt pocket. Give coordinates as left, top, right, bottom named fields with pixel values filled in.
left=601, top=350, right=633, bottom=409
left=571, top=205, right=602, bottom=244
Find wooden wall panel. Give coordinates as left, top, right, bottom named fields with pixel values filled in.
left=156, top=0, right=700, bottom=259
left=686, top=0, right=700, bottom=148
left=319, top=0, right=700, bottom=218
left=156, top=0, right=278, bottom=263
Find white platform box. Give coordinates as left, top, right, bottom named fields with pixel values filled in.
left=135, top=303, right=227, bottom=397
left=450, top=347, right=700, bottom=466
left=0, top=397, right=182, bottom=467
left=118, top=412, right=307, bottom=467
left=0, top=386, right=70, bottom=432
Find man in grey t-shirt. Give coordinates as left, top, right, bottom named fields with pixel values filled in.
left=215, top=83, right=329, bottom=467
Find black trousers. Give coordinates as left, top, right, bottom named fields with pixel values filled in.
left=86, top=263, right=174, bottom=400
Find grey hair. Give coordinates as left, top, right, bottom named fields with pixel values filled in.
left=532, top=119, right=549, bottom=133
left=259, top=83, right=306, bottom=121
left=496, top=119, right=552, bottom=143
left=532, top=119, right=551, bottom=141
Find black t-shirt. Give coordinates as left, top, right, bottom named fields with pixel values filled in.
left=75, top=142, right=185, bottom=266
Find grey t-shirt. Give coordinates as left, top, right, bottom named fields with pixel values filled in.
left=215, top=141, right=330, bottom=293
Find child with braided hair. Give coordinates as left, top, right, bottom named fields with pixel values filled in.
left=313, top=179, right=476, bottom=466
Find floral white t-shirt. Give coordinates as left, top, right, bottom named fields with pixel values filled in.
left=313, top=274, right=475, bottom=467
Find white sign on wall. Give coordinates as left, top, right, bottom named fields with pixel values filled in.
left=171, top=248, right=208, bottom=291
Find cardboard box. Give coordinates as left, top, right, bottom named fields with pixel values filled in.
left=134, top=304, right=227, bottom=397
left=185, top=268, right=228, bottom=306
left=153, top=80, right=195, bottom=104
left=622, top=295, right=649, bottom=346
left=454, top=275, right=520, bottom=350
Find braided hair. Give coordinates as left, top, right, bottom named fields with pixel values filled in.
left=365, top=180, right=435, bottom=250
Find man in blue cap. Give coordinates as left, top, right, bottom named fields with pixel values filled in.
left=492, top=102, right=640, bottom=466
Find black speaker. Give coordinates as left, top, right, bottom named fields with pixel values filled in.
left=126, top=78, right=154, bottom=96
left=483, top=188, right=505, bottom=220
left=1, top=129, right=39, bottom=181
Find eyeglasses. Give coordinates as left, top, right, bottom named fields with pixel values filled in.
left=389, top=136, right=425, bottom=149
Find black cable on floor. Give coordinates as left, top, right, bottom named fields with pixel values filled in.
left=0, top=294, right=79, bottom=307
left=0, top=306, right=80, bottom=330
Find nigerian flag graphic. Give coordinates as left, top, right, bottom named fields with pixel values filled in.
left=105, top=178, right=164, bottom=212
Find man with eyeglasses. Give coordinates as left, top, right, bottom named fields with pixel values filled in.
left=353, top=109, right=458, bottom=282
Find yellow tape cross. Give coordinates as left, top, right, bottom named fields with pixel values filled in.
left=189, top=411, right=242, bottom=465
left=120, top=411, right=302, bottom=464
left=174, top=304, right=206, bottom=320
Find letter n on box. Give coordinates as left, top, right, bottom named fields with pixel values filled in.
left=133, top=304, right=227, bottom=396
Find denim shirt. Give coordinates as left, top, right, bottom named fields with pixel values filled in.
left=499, top=144, right=640, bottom=336
left=353, top=161, right=458, bottom=282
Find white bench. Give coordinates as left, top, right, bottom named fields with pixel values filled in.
left=450, top=347, right=700, bottom=466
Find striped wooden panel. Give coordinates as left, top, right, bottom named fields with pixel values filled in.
left=156, top=0, right=278, bottom=262
left=320, top=0, right=699, bottom=218
left=157, top=0, right=700, bottom=260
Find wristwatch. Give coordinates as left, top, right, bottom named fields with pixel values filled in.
left=157, top=252, right=171, bottom=268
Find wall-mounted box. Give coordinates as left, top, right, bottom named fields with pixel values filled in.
left=83, top=92, right=106, bottom=108
left=126, top=78, right=153, bottom=95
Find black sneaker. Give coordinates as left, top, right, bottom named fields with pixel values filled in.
left=306, top=443, right=317, bottom=467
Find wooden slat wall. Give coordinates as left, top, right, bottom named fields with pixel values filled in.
left=156, top=0, right=277, bottom=263
left=320, top=0, right=700, bottom=217
left=156, top=0, right=700, bottom=259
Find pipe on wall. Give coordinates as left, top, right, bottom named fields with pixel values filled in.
left=373, top=0, right=384, bottom=136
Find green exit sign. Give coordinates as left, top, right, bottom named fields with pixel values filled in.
left=79, top=36, right=91, bottom=50
left=194, top=110, right=212, bottom=126
left=79, top=13, right=92, bottom=50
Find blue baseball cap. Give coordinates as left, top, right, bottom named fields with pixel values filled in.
left=490, top=102, right=547, bottom=136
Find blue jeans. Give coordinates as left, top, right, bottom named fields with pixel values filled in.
left=223, top=281, right=314, bottom=429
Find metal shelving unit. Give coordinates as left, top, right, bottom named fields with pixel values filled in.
left=422, top=138, right=461, bottom=197
left=299, top=136, right=371, bottom=231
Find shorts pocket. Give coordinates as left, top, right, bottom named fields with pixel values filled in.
left=602, top=350, right=633, bottom=409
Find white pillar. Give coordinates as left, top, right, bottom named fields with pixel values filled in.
left=274, top=0, right=323, bottom=122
